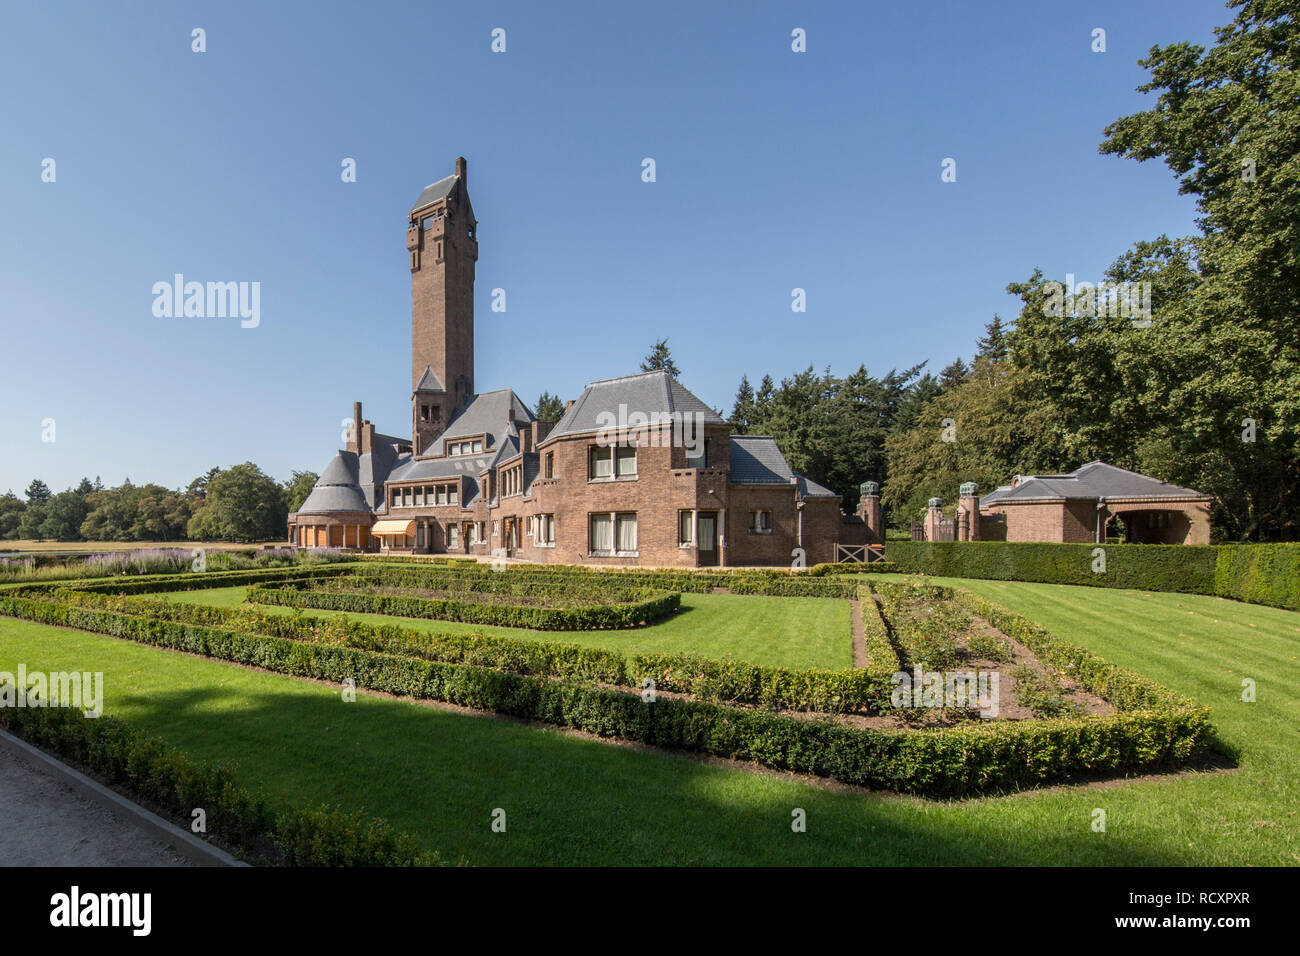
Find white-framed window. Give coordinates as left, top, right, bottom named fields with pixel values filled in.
left=616, top=446, right=637, bottom=477
left=538, top=514, right=555, bottom=546
left=477, top=522, right=486, bottom=543
left=448, top=484, right=458, bottom=506
left=391, top=489, right=400, bottom=509
left=678, top=510, right=694, bottom=546
left=492, top=520, right=499, bottom=537
left=616, top=513, right=637, bottom=552
left=589, top=445, right=613, bottom=480
left=590, top=512, right=636, bottom=554
left=447, top=524, right=460, bottom=549
left=466, top=523, right=477, bottom=546
left=436, top=486, right=447, bottom=506
left=589, top=513, right=613, bottom=552
left=588, top=445, right=637, bottom=480
left=748, top=510, right=772, bottom=534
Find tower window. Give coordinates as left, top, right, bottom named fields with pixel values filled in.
left=420, top=404, right=430, bottom=422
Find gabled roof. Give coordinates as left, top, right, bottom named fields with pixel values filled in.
left=415, top=366, right=444, bottom=392
left=542, top=370, right=725, bottom=444
left=418, top=388, right=535, bottom=460
left=980, top=460, right=1208, bottom=504
left=411, top=174, right=458, bottom=212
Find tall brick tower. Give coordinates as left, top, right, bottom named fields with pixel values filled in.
left=407, top=156, right=478, bottom=455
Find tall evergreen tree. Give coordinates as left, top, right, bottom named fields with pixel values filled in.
left=639, top=338, right=681, bottom=377
left=729, top=375, right=757, bottom=433
left=533, top=391, right=565, bottom=422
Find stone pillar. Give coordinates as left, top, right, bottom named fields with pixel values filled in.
left=924, top=498, right=944, bottom=541
left=957, top=481, right=980, bottom=541
left=857, top=481, right=882, bottom=543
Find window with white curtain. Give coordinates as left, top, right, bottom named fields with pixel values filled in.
left=589, top=513, right=613, bottom=552
left=678, top=510, right=693, bottom=545
left=538, top=514, right=555, bottom=546
left=589, top=445, right=613, bottom=479
left=615, top=446, right=637, bottom=477
left=616, top=513, right=637, bottom=552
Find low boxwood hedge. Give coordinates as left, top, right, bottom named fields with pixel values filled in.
left=47, top=587, right=892, bottom=714
left=246, top=581, right=681, bottom=630
left=351, top=563, right=859, bottom=598
left=0, top=590, right=1213, bottom=797
left=0, top=704, right=440, bottom=866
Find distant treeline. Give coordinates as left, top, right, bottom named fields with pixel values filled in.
left=0, top=465, right=318, bottom=544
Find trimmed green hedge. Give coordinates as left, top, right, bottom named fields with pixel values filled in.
left=48, top=587, right=890, bottom=714
left=1214, top=543, right=1300, bottom=611
left=246, top=581, right=681, bottom=630
left=347, top=563, right=859, bottom=598
left=886, top=540, right=1300, bottom=611
left=0, top=705, right=439, bottom=866
left=66, top=565, right=352, bottom=596
left=0, top=591, right=1213, bottom=797
left=885, top=541, right=1218, bottom=593
left=807, top=561, right=899, bottom=576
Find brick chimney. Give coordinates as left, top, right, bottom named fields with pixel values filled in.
left=856, top=480, right=883, bottom=543
left=350, top=402, right=363, bottom=453
left=455, top=156, right=467, bottom=184
left=532, top=420, right=554, bottom=448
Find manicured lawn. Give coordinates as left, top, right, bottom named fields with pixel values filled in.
left=148, top=586, right=854, bottom=670
left=3, top=574, right=1300, bottom=864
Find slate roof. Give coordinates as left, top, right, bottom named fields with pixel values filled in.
left=411, top=174, right=458, bottom=212
left=297, top=451, right=370, bottom=514
left=542, top=370, right=725, bottom=444
left=418, top=388, right=534, bottom=460
left=980, top=461, right=1209, bottom=505
left=729, top=436, right=795, bottom=484
left=415, top=366, right=444, bottom=392
left=798, top=475, right=841, bottom=500
left=728, top=436, right=840, bottom=499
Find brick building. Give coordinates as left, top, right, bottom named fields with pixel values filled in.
left=916, top=462, right=1212, bottom=545
left=289, top=159, right=882, bottom=566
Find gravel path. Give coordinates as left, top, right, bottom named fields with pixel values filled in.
left=0, top=745, right=191, bottom=867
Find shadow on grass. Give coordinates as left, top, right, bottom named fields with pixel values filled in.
left=104, top=674, right=1210, bottom=867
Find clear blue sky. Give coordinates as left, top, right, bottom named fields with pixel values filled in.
left=0, top=0, right=1230, bottom=496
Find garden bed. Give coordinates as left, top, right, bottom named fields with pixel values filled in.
left=0, top=566, right=1215, bottom=797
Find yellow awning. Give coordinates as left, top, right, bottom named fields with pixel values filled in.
left=371, top=519, right=415, bottom=535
